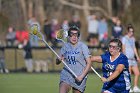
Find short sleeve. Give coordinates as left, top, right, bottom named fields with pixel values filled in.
left=59, top=45, right=66, bottom=56
left=121, top=37, right=126, bottom=45
left=118, top=55, right=128, bottom=68
left=81, top=44, right=91, bottom=59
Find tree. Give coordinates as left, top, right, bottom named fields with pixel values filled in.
left=59, top=0, right=111, bottom=18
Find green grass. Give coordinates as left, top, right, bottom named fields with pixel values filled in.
left=0, top=73, right=102, bottom=93
left=1, top=73, right=139, bottom=93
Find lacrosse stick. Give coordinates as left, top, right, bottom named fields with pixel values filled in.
left=56, top=29, right=101, bottom=79
left=30, top=24, right=77, bottom=78
left=56, top=29, right=68, bottom=43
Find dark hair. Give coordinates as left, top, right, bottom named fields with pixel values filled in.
left=109, top=38, right=122, bottom=52
left=68, top=25, right=80, bottom=37
left=127, top=24, right=134, bottom=32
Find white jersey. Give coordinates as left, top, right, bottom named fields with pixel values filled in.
left=60, top=41, right=91, bottom=76
left=122, top=35, right=135, bottom=59
left=59, top=41, right=91, bottom=92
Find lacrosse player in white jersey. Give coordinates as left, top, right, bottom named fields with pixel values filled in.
left=56, top=26, right=91, bottom=93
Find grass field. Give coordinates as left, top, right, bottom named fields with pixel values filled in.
left=0, top=73, right=103, bottom=93
left=0, top=73, right=139, bottom=93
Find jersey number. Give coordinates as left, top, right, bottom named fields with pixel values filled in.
left=67, top=56, right=76, bottom=64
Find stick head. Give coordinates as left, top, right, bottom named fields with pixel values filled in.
left=32, top=24, right=38, bottom=35
left=56, top=29, right=68, bottom=43
left=30, top=23, right=44, bottom=40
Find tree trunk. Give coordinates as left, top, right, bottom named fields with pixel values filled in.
left=0, top=0, right=2, bottom=12
left=34, top=0, right=45, bottom=25
left=125, top=0, right=131, bottom=10
left=19, top=0, right=27, bottom=26
left=28, top=0, right=33, bottom=19
left=107, top=0, right=112, bottom=17
left=83, top=0, right=90, bottom=17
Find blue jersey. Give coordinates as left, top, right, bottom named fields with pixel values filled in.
left=101, top=52, right=131, bottom=91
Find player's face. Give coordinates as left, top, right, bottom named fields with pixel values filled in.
left=108, top=42, right=120, bottom=55
left=69, top=30, right=79, bottom=45
left=128, top=28, right=134, bottom=37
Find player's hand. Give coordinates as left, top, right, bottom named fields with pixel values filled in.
left=76, top=75, right=83, bottom=82
left=56, top=56, right=64, bottom=65
left=56, top=58, right=61, bottom=65
left=101, top=77, right=109, bottom=83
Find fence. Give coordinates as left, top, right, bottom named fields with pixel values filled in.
left=1, top=46, right=133, bottom=72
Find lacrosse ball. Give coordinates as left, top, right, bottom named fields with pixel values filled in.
left=33, top=30, right=37, bottom=35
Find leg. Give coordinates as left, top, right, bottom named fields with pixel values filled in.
left=41, top=61, right=48, bottom=72
left=129, top=63, right=135, bottom=92
left=0, top=61, right=3, bottom=73
left=72, top=87, right=82, bottom=93
left=59, top=82, right=71, bottom=93
left=0, top=59, right=5, bottom=72
left=0, top=58, right=8, bottom=73
left=35, top=60, right=41, bottom=72
left=129, top=66, right=133, bottom=74
left=131, top=65, right=140, bottom=87
left=25, top=59, right=33, bottom=72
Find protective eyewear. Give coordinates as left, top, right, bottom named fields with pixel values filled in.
left=69, top=32, right=79, bottom=37
left=108, top=45, right=118, bottom=49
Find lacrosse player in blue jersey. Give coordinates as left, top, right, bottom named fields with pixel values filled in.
left=91, top=38, right=131, bottom=93
left=56, top=26, right=91, bottom=93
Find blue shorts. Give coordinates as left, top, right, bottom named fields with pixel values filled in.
left=102, top=88, right=130, bottom=93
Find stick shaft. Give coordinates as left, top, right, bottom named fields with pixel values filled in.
left=91, top=67, right=101, bottom=78
left=30, top=25, right=77, bottom=77
left=56, top=32, right=101, bottom=79
left=42, top=39, right=77, bottom=78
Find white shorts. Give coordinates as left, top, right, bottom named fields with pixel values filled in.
left=128, top=59, right=138, bottom=66
left=60, top=68, right=87, bottom=92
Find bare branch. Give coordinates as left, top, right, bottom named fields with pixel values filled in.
left=59, top=0, right=110, bottom=18
left=59, top=0, right=83, bottom=9
left=88, top=6, right=111, bottom=18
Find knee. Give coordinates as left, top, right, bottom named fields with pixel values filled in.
left=135, top=71, right=140, bottom=76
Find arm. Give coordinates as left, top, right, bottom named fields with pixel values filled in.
left=56, top=58, right=61, bottom=65
left=56, top=55, right=64, bottom=65
left=122, top=44, right=126, bottom=53
left=134, top=47, right=140, bottom=62
left=76, top=57, right=91, bottom=81
left=56, top=45, right=65, bottom=65
left=91, top=56, right=102, bottom=63
left=101, top=64, right=125, bottom=83
left=121, top=37, right=126, bottom=53
left=23, top=39, right=28, bottom=46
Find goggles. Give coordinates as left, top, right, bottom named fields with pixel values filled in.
left=69, top=32, right=79, bottom=37
left=108, top=45, right=118, bottom=50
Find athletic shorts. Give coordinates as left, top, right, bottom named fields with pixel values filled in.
left=60, top=68, right=87, bottom=92
left=102, top=88, right=130, bottom=93
left=128, top=59, right=138, bottom=66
